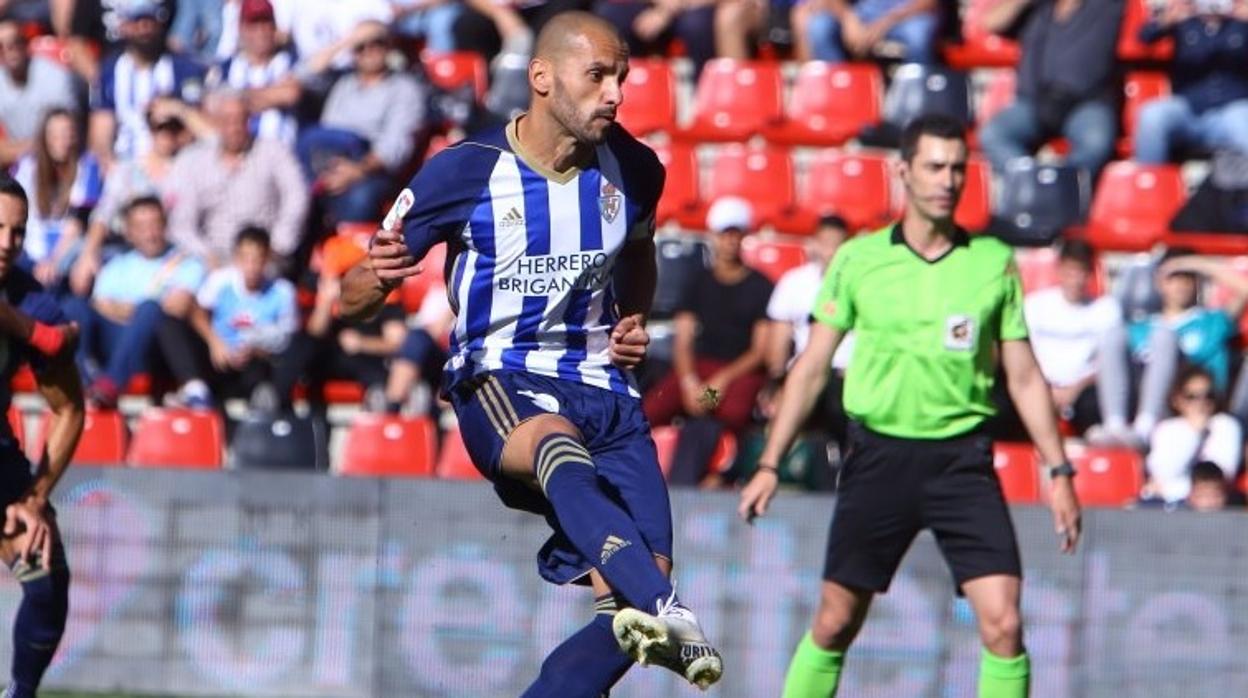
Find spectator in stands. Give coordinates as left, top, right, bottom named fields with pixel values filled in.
left=978, top=0, right=1125, bottom=180
left=88, top=0, right=207, bottom=168
left=62, top=195, right=206, bottom=408
left=206, top=0, right=300, bottom=146
left=65, top=0, right=177, bottom=83
left=0, top=14, right=80, bottom=168
left=1133, top=0, right=1248, bottom=164
left=644, top=197, right=773, bottom=486
left=157, top=226, right=297, bottom=408
left=595, top=0, right=716, bottom=75
left=297, top=20, right=425, bottom=225
left=11, top=108, right=102, bottom=289
left=1019, top=240, right=1128, bottom=439
left=71, top=98, right=198, bottom=297
left=1143, top=366, right=1241, bottom=505
left=169, top=0, right=225, bottom=59
left=1184, top=460, right=1234, bottom=511
left=762, top=214, right=854, bottom=453
left=392, top=0, right=462, bottom=52
left=454, top=0, right=587, bottom=65
left=792, top=0, right=940, bottom=64
left=215, top=0, right=295, bottom=59
left=380, top=284, right=454, bottom=415
left=165, top=88, right=308, bottom=268
left=286, top=0, right=392, bottom=72
left=257, top=231, right=407, bottom=411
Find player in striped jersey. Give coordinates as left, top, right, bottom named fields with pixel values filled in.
left=342, top=12, right=722, bottom=695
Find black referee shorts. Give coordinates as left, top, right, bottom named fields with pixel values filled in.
left=823, top=422, right=1022, bottom=594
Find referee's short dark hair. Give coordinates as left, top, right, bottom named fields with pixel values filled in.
left=1058, top=239, right=1095, bottom=271
left=900, top=114, right=967, bottom=163
left=0, top=175, right=28, bottom=209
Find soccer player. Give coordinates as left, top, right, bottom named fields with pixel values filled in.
left=0, top=176, right=86, bottom=698
left=738, top=114, right=1082, bottom=698
left=340, top=11, right=722, bottom=695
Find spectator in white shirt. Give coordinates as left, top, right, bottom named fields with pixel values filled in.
left=1144, top=366, right=1241, bottom=505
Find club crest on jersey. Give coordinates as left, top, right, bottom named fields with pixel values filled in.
left=599, top=181, right=622, bottom=224
left=944, top=315, right=976, bottom=351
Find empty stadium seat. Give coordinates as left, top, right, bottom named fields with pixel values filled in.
left=942, top=0, right=1021, bottom=68
left=765, top=62, right=883, bottom=146
left=651, top=425, right=737, bottom=479
left=127, top=408, right=224, bottom=469
left=421, top=51, right=488, bottom=100
left=617, top=59, right=675, bottom=136
left=995, top=160, right=1090, bottom=245
left=676, top=59, right=783, bottom=142
left=435, top=426, right=484, bottom=480
left=882, top=63, right=973, bottom=129
left=705, top=145, right=798, bottom=230
left=230, top=412, right=329, bottom=471
left=30, top=409, right=127, bottom=466
left=653, top=236, right=707, bottom=318
left=1121, top=72, right=1170, bottom=154
left=339, top=414, right=437, bottom=477
left=1118, top=0, right=1173, bottom=62
left=1063, top=445, right=1144, bottom=507
left=651, top=142, right=702, bottom=229
left=992, top=442, right=1040, bottom=504
left=801, top=151, right=893, bottom=234
left=1084, top=162, right=1185, bottom=251
left=741, top=237, right=807, bottom=283
left=29, top=35, right=71, bottom=66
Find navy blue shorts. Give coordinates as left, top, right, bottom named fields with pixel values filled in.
left=449, top=370, right=673, bottom=586
left=0, top=440, right=32, bottom=507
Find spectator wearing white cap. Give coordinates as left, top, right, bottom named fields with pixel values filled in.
left=643, top=196, right=775, bottom=487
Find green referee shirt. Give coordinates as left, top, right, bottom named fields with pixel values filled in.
left=813, top=224, right=1029, bottom=439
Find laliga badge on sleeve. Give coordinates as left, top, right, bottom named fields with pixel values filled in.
left=383, top=188, right=416, bottom=231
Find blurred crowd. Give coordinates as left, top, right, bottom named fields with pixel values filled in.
left=0, top=0, right=1247, bottom=509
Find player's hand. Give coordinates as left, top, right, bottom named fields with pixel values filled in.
left=609, top=314, right=649, bottom=368
left=4, top=497, right=52, bottom=571
left=1049, top=477, right=1081, bottom=554
left=368, top=228, right=422, bottom=285
left=737, top=467, right=779, bottom=523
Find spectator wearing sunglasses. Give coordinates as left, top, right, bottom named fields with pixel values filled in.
left=1143, top=365, right=1241, bottom=505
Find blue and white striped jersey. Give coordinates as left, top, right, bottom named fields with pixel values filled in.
left=93, top=50, right=206, bottom=159
left=400, top=119, right=665, bottom=398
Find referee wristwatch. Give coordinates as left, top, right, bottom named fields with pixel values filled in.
left=1048, top=462, right=1076, bottom=479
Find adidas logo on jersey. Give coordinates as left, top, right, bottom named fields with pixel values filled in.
left=499, top=206, right=525, bottom=230
left=600, top=535, right=632, bottom=565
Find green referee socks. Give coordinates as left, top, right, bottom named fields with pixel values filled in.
left=979, top=648, right=1030, bottom=698
left=782, top=632, right=844, bottom=698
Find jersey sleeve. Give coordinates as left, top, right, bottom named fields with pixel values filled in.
left=813, top=243, right=855, bottom=330
left=399, top=143, right=497, bottom=262
left=611, top=126, right=665, bottom=242
left=999, top=259, right=1029, bottom=342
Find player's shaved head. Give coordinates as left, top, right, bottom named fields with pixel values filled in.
left=534, top=11, right=624, bottom=63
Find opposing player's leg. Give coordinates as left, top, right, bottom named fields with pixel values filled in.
left=0, top=516, right=70, bottom=698
left=783, top=581, right=873, bottom=698
left=963, top=575, right=1028, bottom=698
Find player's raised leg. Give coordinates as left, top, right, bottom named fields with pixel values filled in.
left=782, top=580, right=872, bottom=698
left=963, top=574, right=1028, bottom=698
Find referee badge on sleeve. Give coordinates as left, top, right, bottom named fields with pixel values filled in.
left=944, top=315, right=976, bottom=351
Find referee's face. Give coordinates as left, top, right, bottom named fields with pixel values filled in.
left=900, top=135, right=967, bottom=224
left=547, top=30, right=628, bottom=145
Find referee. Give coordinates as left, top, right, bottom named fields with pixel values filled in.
left=738, top=114, right=1081, bottom=698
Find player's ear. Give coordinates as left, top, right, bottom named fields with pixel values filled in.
left=530, top=57, right=553, bottom=97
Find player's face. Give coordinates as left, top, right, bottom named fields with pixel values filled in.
left=1056, top=259, right=1090, bottom=302
left=0, top=193, right=27, bottom=280
left=547, top=32, right=628, bottom=145
left=900, top=135, right=967, bottom=223
left=235, top=240, right=268, bottom=290
left=126, top=205, right=168, bottom=258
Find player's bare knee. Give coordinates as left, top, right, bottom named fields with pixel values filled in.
left=499, top=414, right=583, bottom=478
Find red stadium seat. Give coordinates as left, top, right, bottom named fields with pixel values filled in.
left=992, top=442, right=1040, bottom=504
left=1161, top=231, right=1248, bottom=256
left=1084, top=162, right=1186, bottom=251
left=705, top=145, right=799, bottom=230
left=127, top=408, right=224, bottom=469
left=401, top=242, right=448, bottom=314
left=765, top=62, right=883, bottom=146
left=741, top=237, right=807, bottom=283
left=651, top=142, right=702, bottom=229
left=800, top=151, right=893, bottom=234
left=942, top=0, right=1021, bottom=69
left=955, top=158, right=993, bottom=231
left=340, top=414, right=437, bottom=477
left=617, top=59, right=675, bottom=136
left=29, top=35, right=71, bottom=66
left=421, top=51, right=488, bottom=100
left=435, top=425, right=484, bottom=480
left=1203, top=255, right=1248, bottom=337
left=676, top=59, right=783, bottom=142
left=1060, top=444, right=1144, bottom=507
left=1118, top=0, right=1173, bottom=62
left=975, top=70, right=1017, bottom=135
left=31, top=409, right=127, bottom=466
left=652, top=425, right=737, bottom=479
left=1014, top=247, right=1107, bottom=296
left=1121, top=72, right=1170, bottom=155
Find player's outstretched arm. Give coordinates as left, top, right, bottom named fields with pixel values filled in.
left=738, top=322, right=843, bottom=522
left=1000, top=339, right=1081, bottom=553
